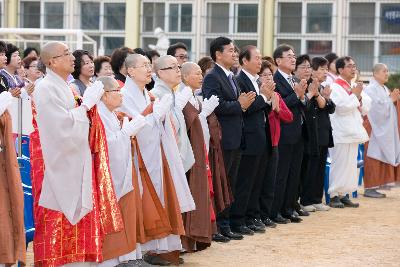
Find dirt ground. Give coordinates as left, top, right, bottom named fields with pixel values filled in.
left=26, top=187, right=400, bottom=267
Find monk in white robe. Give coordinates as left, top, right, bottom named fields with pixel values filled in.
left=32, top=41, right=122, bottom=267
left=363, top=63, right=400, bottom=198
left=328, top=56, right=371, bottom=208
left=120, top=54, right=195, bottom=265
left=151, top=55, right=195, bottom=173
left=97, top=76, right=149, bottom=267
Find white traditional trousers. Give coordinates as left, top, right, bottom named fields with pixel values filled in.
left=328, top=143, right=359, bottom=197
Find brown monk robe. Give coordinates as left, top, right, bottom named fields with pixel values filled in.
left=363, top=101, right=400, bottom=189
left=0, top=111, right=26, bottom=266
left=207, top=112, right=233, bottom=215
left=181, top=101, right=213, bottom=252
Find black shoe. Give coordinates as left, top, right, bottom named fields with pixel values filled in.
left=247, top=224, right=266, bottom=233
left=255, top=219, right=266, bottom=228
left=212, top=233, right=230, bottom=243
left=296, top=208, right=310, bottom=216
left=329, top=196, right=345, bottom=208
left=272, top=214, right=290, bottom=224
left=364, top=189, right=386, bottom=198
left=282, top=213, right=302, bottom=223
left=220, top=228, right=244, bottom=240
left=340, top=196, right=360, bottom=208
left=231, top=225, right=254, bottom=236
left=262, top=218, right=277, bottom=228
left=143, top=255, right=171, bottom=266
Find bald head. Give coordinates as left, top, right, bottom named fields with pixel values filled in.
left=97, top=76, right=119, bottom=92
left=181, top=62, right=198, bottom=77
left=180, top=62, right=202, bottom=89
left=373, top=63, right=387, bottom=75
left=154, top=55, right=176, bottom=73
left=41, top=41, right=67, bottom=67
left=125, top=54, right=146, bottom=69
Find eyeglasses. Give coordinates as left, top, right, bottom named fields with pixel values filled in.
left=280, top=55, right=297, bottom=60
left=297, top=64, right=311, bottom=70
left=175, top=55, right=189, bottom=60
left=52, top=51, right=72, bottom=59
left=105, top=89, right=121, bottom=93
left=160, top=65, right=181, bottom=72
left=344, top=64, right=357, bottom=69
left=132, top=63, right=152, bottom=70
left=28, top=65, right=38, bottom=69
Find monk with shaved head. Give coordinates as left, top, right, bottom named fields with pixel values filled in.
left=363, top=63, right=400, bottom=198
left=30, top=41, right=123, bottom=266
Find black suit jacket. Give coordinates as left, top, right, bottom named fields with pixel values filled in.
left=202, top=64, right=243, bottom=150
left=236, top=70, right=271, bottom=155
left=274, top=70, right=306, bottom=145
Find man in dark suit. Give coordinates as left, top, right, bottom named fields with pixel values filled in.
left=270, top=44, right=308, bottom=223
left=202, top=37, right=255, bottom=241
left=230, top=45, right=273, bottom=235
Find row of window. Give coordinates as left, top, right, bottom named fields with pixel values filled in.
left=278, top=2, right=400, bottom=35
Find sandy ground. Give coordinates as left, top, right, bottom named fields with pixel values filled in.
left=26, top=187, right=400, bottom=267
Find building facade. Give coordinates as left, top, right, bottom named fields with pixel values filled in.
left=0, top=0, right=399, bottom=74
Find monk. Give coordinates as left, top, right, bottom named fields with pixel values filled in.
left=179, top=62, right=220, bottom=251
left=120, top=54, right=195, bottom=266
left=151, top=55, right=195, bottom=173
left=31, top=41, right=123, bottom=267
left=0, top=91, right=26, bottom=267
left=97, top=76, right=149, bottom=267
left=363, top=63, right=400, bottom=198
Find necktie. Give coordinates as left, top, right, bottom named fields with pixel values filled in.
left=287, top=76, right=295, bottom=89
left=228, top=73, right=238, bottom=97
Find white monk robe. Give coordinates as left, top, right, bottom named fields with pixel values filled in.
left=33, top=69, right=93, bottom=225
left=364, top=79, right=400, bottom=166
left=328, top=77, right=371, bottom=196
left=98, top=101, right=143, bottom=267
left=120, top=77, right=195, bottom=253
left=152, top=79, right=195, bottom=172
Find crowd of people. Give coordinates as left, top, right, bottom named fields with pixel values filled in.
left=0, top=36, right=399, bottom=267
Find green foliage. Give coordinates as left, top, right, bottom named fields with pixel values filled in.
left=386, top=73, right=400, bottom=91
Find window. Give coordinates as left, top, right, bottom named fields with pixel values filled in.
left=169, top=4, right=192, bottom=32
left=235, top=4, right=258, bottom=33
left=20, top=1, right=40, bottom=28
left=307, top=4, right=332, bottom=33
left=206, top=3, right=229, bottom=33
left=277, top=39, right=301, bottom=55
left=348, top=41, right=374, bottom=72
left=379, top=42, right=400, bottom=72
left=380, top=4, right=400, bottom=34
left=104, top=3, right=125, bottom=30
left=306, top=40, right=332, bottom=57
left=81, top=2, right=100, bottom=30
left=44, top=2, right=63, bottom=29
left=104, top=37, right=124, bottom=56
left=278, top=3, right=302, bottom=33
left=0, top=1, right=3, bottom=28
left=142, top=37, right=158, bottom=51
left=235, top=40, right=258, bottom=50
left=349, top=3, right=375, bottom=35
left=143, top=2, right=165, bottom=32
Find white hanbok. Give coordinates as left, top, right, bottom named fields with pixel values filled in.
left=328, top=77, right=371, bottom=196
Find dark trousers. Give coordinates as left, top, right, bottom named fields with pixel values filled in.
left=217, top=148, right=242, bottom=230
left=245, top=145, right=273, bottom=224
left=271, top=140, right=304, bottom=218
left=300, top=146, right=329, bottom=206
left=230, top=153, right=264, bottom=227
left=259, top=146, right=279, bottom=220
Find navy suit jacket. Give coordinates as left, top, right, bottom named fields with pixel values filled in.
left=274, top=70, right=306, bottom=145
left=236, top=70, right=271, bottom=155
left=202, top=64, right=243, bottom=150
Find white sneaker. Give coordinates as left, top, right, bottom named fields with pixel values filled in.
left=313, top=203, right=330, bottom=211
left=302, top=205, right=316, bottom=212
